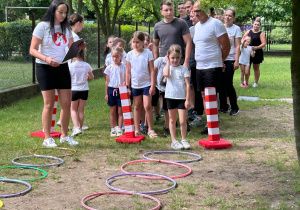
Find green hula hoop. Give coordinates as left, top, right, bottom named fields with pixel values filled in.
left=0, top=166, right=47, bottom=181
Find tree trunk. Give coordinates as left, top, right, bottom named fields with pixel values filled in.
left=291, top=0, right=300, bottom=166
left=78, top=0, right=83, bottom=14
left=67, top=0, right=73, bottom=15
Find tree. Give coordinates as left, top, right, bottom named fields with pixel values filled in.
left=291, top=0, right=300, bottom=166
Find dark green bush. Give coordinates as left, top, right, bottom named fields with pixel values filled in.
left=269, top=26, right=292, bottom=44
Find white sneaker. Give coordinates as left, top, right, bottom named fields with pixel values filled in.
left=252, top=83, right=258, bottom=88
left=82, top=125, right=88, bottom=130
left=110, top=130, right=117, bottom=137
left=181, top=139, right=191, bottom=149
left=171, top=140, right=184, bottom=150
left=43, top=138, right=57, bottom=148
left=60, top=135, right=79, bottom=146
left=116, top=129, right=123, bottom=136
left=71, top=127, right=82, bottom=136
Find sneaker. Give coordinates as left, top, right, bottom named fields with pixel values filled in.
left=60, top=135, right=79, bottom=146
left=42, top=138, right=57, bottom=147
left=245, top=83, right=249, bottom=87
left=163, top=126, right=170, bottom=135
left=71, top=127, right=82, bottom=136
left=82, top=125, right=88, bottom=130
left=188, top=111, right=197, bottom=121
left=187, top=107, right=195, bottom=116
left=110, top=129, right=117, bottom=137
left=141, top=125, right=148, bottom=135
left=181, top=139, right=191, bottom=149
left=156, top=114, right=164, bottom=123
left=230, top=109, right=239, bottom=116
left=218, top=108, right=228, bottom=113
left=189, top=117, right=203, bottom=127
left=116, top=129, right=123, bottom=136
left=252, top=83, right=258, bottom=88
left=200, top=125, right=208, bottom=135
left=56, top=119, right=61, bottom=126
left=171, top=140, right=184, bottom=150
left=227, top=104, right=231, bottom=110
left=240, top=84, right=246, bottom=87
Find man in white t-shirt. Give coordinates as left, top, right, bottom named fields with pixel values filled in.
left=192, top=1, right=230, bottom=134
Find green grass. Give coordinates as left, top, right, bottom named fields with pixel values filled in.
left=266, top=44, right=292, bottom=51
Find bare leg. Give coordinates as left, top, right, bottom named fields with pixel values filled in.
left=240, top=65, right=245, bottom=84
left=57, top=89, right=71, bottom=138
left=71, top=100, right=80, bottom=128
left=178, top=109, right=187, bottom=140
left=77, top=99, right=87, bottom=129
left=168, top=108, right=177, bottom=141
left=253, top=63, right=260, bottom=84
left=118, top=106, right=123, bottom=129
left=133, top=95, right=143, bottom=133
left=245, top=65, right=251, bottom=85
left=110, top=105, right=118, bottom=128
left=41, top=90, right=55, bottom=139
left=143, top=95, right=154, bottom=131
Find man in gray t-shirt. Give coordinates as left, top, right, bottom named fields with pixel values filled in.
left=153, top=0, right=192, bottom=67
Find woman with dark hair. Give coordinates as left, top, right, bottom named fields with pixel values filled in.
left=29, top=0, right=84, bottom=147
left=242, top=17, right=266, bottom=87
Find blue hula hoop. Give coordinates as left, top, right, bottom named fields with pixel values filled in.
left=0, top=178, right=32, bottom=198
left=12, top=155, right=64, bottom=167
left=143, top=151, right=202, bottom=163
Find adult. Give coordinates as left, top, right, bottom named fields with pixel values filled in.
left=153, top=0, right=192, bottom=68
left=243, top=17, right=266, bottom=87
left=192, top=1, right=230, bottom=134
left=29, top=0, right=83, bottom=147
left=223, top=8, right=241, bottom=115
left=177, top=2, right=187, bottom=19
left=183, top=0, right=194, bottom=27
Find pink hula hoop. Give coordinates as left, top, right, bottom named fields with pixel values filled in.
left=81, top=191, right=161, bottom=210
left=121, top=159, right=192, bottom=179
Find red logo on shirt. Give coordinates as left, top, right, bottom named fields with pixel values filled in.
left=52, top=32, right=67, bottom=46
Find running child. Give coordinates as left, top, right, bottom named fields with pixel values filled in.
left=69, top=49, right=94, bottom=136
left=239, top=36, right=255, bottom=87
left=163, top=44, right=191, bottom=150
left=104, top=47, right=126, bottom=136
left=126, top=31, right=158, bottom=138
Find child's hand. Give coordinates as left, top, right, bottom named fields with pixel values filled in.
left=105, top=95, right=108, bottom=101
left=127, top=86, right=131, bottom=95
left=234, top=60, right=239, bottom=70
left=251, top=46, right=256, bottom=51
left=185, top=100, right=190, bottom=110
left=165, top=55, right=170, bottom=62
left=149, top=86, right=155, bottom=96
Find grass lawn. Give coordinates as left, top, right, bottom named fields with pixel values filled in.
left=266, top=44, right=292, bottom=51
left=0, top=55, right=299, bottom=209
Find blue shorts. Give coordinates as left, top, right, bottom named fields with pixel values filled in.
left=107, top=87, right=121, bottom=107
left=131, top=86, right=150, bottom=97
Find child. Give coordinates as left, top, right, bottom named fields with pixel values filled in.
left=126, top=31, right=158, bottom=138
left=163, top=44, right=191, bottom=150
left=69, top=49, right=94, bottom=136
left=105, top=38, right=127, bottom=66
left=103, top=35, right=115, bottom=70
left=104, top=47, right=126, bottom=136
left=239, top=36, right=255, bottom=87
left=144, top=32, right=153, bottom=51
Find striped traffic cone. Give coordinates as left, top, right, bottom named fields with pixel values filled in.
left=199, top=87, right=231, bottom=149
left=115, top=85, right=145, bottom=143
left=31, top=89, right=62, bottom=138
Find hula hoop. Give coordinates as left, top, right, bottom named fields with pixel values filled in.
left=0, top=179, right=32, bottom=198
left=12, top=155, right=64, bottom=167
left=121, top=159, right=192, bottom=179
left=0, top=166, right=47, bottom=181
left=106, top=172, right=176, bottom=195
left=143, top=151, right=202, bottom=163
left=29, top=147, right=77, bottom=157
left=81, top=191, right=161, bottom=210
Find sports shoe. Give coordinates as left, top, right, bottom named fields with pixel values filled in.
left=163, top=126, right=170, bottom=135
left=60, top=135, right=79, bottom=146
left=252, top=83, right=258, bottom=88
left=171, top=140, right=184, bottom=150
left=245, top=83, right=249, bottom=87
left=188, top=111, right=197, bottom=121
left=187, top=107, right=195, bottom=116
left=189, top=117, right=203, bottom=127
left=116, top=126, right=123, bottom=136
left=71, top=127, right=82, bottom=136
left=230, top=109, right=239, bottom=116
left=240, top=84, right=245, bottom=87
left=82, top=125, right=88, bottom=130
left=42, top=138, right=57, bottom=147
left=218, top=108, right=228, bottom=113
left=181, top=139, right=191, bottom=149
left=200, top=125, right=208, bottom=135
left=156, top=114, right=164, bottom=123
left=110, top=129, right=117, bottom=137
left=141, top=125, right=148, bottom=134
left=56, top=119, right=61, bottom=126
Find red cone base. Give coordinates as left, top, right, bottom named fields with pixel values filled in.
left=115, top=135, right=145, bottom=143
left=199, top=139, right=232, bottom=149
left=31, top=130, right=62, bottom=138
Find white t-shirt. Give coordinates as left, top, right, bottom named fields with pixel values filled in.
left=105, top=51, right=127, bottom=66
left=239, top=46, right=253, bottom=66
left=193, top=17, right=227, bottom=70
left=225, top=24, right=242, bottom=61
left=126, top=49, right=153, bottom=89
left=32, top=21, right=72, bottom=64
left=72, top=31, right=80, bottom=42
left=104, top=64, right=126, bottom=88
left=165, top=65, right=190, bottom=100
left=154, top=57, right=167, bottom=92
left=69, top=61, right=93, bottom=91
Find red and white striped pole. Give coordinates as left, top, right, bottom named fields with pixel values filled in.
left=31, top=89, right=62, bottom=138
left=115, top=85, right=145, bottom=143
left=199, top=87, right=231, bottom=149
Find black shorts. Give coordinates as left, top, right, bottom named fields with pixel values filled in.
left=166, top=99, right=186, bottom=110
left=36, top=63, right=71, bottom=91
left=160, top=91, right=168, bottom=111
left=196, top=68, right=222, bottom=92
left=72, top=90, right=89, bottom=101
left=152, top=87, right=160, bottom=106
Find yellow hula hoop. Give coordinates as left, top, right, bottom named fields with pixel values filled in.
left=0, top=199, right=3, bottom=208
left=29, top=147, right=77, bottom=158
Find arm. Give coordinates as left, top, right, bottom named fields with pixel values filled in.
left=184, top=77, right=191, bottom=109
left=242, top=30, right=250, bottom=41
left=152, top=38, right=160, bottom=60
left=217, top=33, right=230, bottom=62
left=88, top=71, right=94, bottom=80
left=125, top=60, right=131, bottom=93
left=105, top=74, right=109, bottom=101
left=182, top=33, right=192, bottom=68
left=148, top=60, right=156, bottom=96
left=253, top=33, right=266, bottom=50
left=234, top=37, right=241, bottom=70
left=163, top=56, right=170, bottom=77
left=29, top=36, right=59, bottom=67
